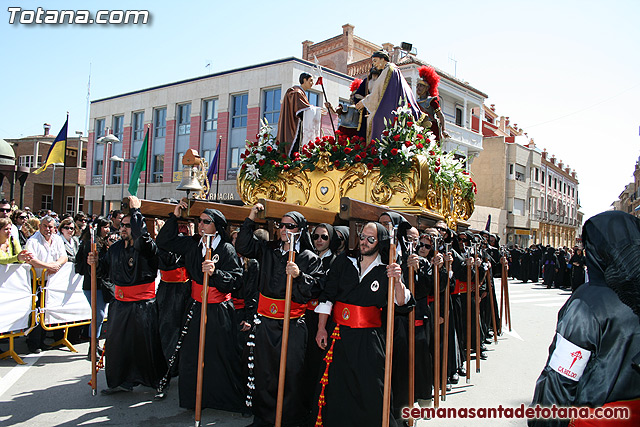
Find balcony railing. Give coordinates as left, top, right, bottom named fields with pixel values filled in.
left=445, top=123, right=483, bottom=150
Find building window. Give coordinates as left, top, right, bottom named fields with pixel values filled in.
left=177, top=103, right=191, bottom=135
left=111, top=162, right=122, bottom=185
left=232, top=94, right=248, bottom=128
left=41, top=195, right=53, bottom=211
left=95, top=118, right=105, bottom=139
left=19, top=155, right=42, bottom=168
left=263, top=88, right=281, bottom=126
left=153, top=155, right=164, bottom=183
left=541, top=170, right=545, bottom=184
left=554, top=178, right=557, bottom=190
left=455, top=107, right=463, bottom=126
left=515, top=164, right=526, bottom=182
left=93, top=118, right=106, bottom=176
left=154, top=108, right=166, bottom=138
left=203, top=99, right=218, bottom=132
left=112, top=115, right=124, bottom=142
left=535, top=168, right=539, bottom=182
left=548, top=175, right=551, bottom=186
left=133, top=111, right=145, bottom=142
left=513, top=198, right=525, bottom=216
left=305, top=90, right=321, bottom=107
left=66, top=196, right=75, bottom=214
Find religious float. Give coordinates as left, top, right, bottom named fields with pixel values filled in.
left=235, top=104, right=476, bottom=229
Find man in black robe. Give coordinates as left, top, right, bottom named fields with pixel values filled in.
left=90, top=196, right=166, bottom=395
left=236, top=204, right=323, bottom=427
left=156, top=202, right=245, bottom=412
left=529, top=211, right=640, bottom=426
left=314, top=222, right=411, bottom=427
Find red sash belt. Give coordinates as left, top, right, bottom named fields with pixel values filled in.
left=427, top=296, right=434, bottom=304
left=191, top=282, right=231, bottom=304
left=415, top=320, right=424, bottom=327
left=452, top=280, right=468, bottom=294
left=307, top=299, right=319, bottom=311
left=115, top=281, right=156, bottom=302
left=160, top=267, right=189, bottom=283
left=257, top=294, right=306, bottom=319
left=571, top=399, right=640, bottom=426
left=232, top=297, right=246, bottom=309
left=332, top=301, right=382, bottom=328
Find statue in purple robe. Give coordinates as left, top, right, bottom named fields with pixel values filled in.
left=355, top=50, right=423, bottom=142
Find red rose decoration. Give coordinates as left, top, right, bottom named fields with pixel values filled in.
left=435, top=158, right=441, bottom=166
left=371, top=147, right=378, bottom=155
left=407, top=121, right=414, bottom=126
left=281, top=154, right=287, bottom=159
left=382, top=159, right=389, bottom=166
left=367, top=163, right=374, bottom=170
left=283, top=164, right=290, bottom=171
left=267, top=146, right=273, bottom=152
left=404, top=141, right=412, bottom=147
left=417, top=134, right=424, bottom=139
left=258, top=159, right=265, bottom=166
left=416, top=143, right=424, bottom=149
left=293, top=152, right=300, bottom=158
left=355, top=155, right=362, bottom=162
left=382, top=131, right=389, bottom=137
left=240, top=153, right=246, bottom=159
left=334, top=160, right=340, bottom=168
left=275, top=141, right=280, bottom=145
left=332, top=146, right=338, bottom=152
left=360, top=152, right=367, bottom=159
left=373, top=158, right=380, bottom=165
left=308, top=142, right=315, bottom=149
left=393, top=135, right=400, bottom=141
left=435, top=166, right=440, bottom=173
left=344, top=147, right=352, bottom=154
left=391, top=148, right=398, bottom=155
left=270, top=159, right=276, bottom=165
left=306, top=152, right=312, bottom=158
left=429, top=150, right=435, bottom=156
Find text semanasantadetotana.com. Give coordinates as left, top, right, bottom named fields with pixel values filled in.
left=7, top=7, right=150, bottom=25
left=401, top=404, right=631, bottom=420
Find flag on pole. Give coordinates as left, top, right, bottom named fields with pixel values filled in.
left=206, top=142, right=221, bottom=191
left=313, top=55, right=324, bottom=86
left=33, top=119, right=68, bottom=174
left=128, top=127, right=149, bottom=196
left=485, top=214, right=492, bottom=232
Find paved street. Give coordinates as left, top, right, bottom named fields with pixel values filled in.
left=0, top=278, right=572, bottom=426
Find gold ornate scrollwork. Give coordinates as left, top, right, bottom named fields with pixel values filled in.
left=339, top=163, right=370, bottom=198
left=315, top=151, right=332, bottom=173
left=281, top=169, right=311, bottom=205
left=371, top=175, right=393, bottom=205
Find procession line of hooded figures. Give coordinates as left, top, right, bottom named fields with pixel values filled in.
left=86, top=199, right=513, bottom=427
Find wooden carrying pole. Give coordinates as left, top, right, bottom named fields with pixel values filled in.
left=275, top=231, right=299, bottom=427
left=433, top=237, right=441, bottom=408
left=502, top=256, right=512, bottom=331
left=441, top=243, right=452, bottom=401
left=473, top=244, right=481, bottom=374
left=407, top=240, right=416, bottom=427
left=195, top=236, right=216, bottom=427
left=465, top=249, right=472, bottom=384
left=382, top=226, right=398, bottom=427
left=90, top=224, right=97, bottom=395
left=486, top=266, right=499, bottom=344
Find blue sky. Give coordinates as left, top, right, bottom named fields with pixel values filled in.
left=2, top=0, right=639, bottom=220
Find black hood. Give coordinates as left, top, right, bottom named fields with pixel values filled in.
left=283, top=211, right=314, bottom=252
left=202, top=208, right=230, bottom=243
left=582, top=210, right=640, bottom=320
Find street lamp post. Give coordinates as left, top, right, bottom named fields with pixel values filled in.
left=110, top=151, right=135, bottom=202
left=96, top=134, right=119, bottom=216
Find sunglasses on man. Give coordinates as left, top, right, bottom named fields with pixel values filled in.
left=358, top=234, right=377, bottom=244
left=277, top=222, right=298, bottom=230
left=198, top=218, right=214, bottom=225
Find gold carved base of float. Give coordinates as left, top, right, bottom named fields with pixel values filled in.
left=237, top=154, right=474, bottom=227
